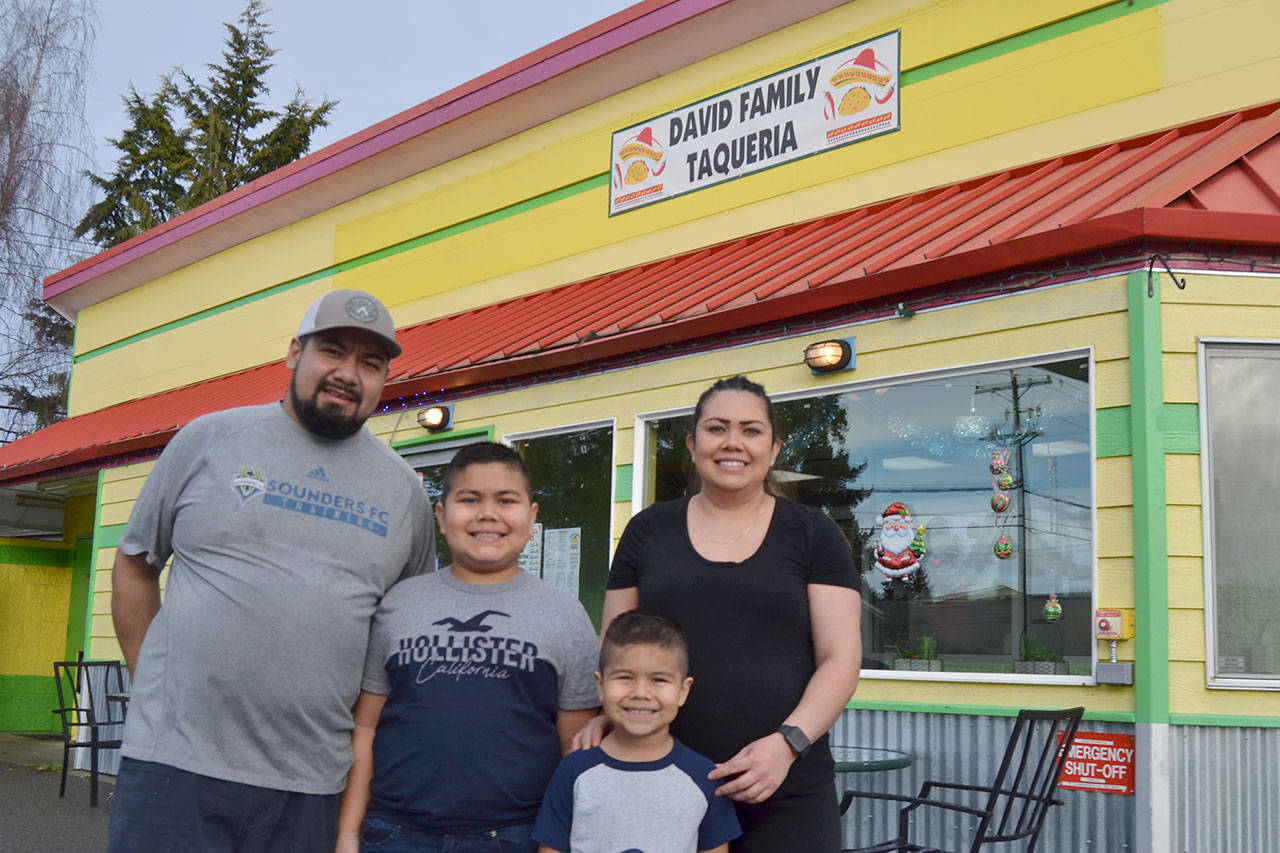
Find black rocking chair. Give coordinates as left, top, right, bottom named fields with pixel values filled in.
left=52, top=660, right=128, bottom=806
left=841, top=706, right=1084, bottom=853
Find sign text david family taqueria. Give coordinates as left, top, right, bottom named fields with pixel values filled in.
left=609, top=31, right=900, bottom=215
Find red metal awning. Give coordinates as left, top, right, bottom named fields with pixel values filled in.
left=3, top=100, right=1279, bottom=485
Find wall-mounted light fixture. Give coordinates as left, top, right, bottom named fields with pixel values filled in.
left=417, top=404, right=453, bottom=433
left=803, top=338, right=855, bottom=374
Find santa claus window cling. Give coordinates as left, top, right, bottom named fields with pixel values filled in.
left=873, top=501, right=926, bottom=578
left=641, top=353, right=1096, bottom=677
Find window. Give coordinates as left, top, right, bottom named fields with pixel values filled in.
left=509, top=423, right=615, bottom=628
left=643, top=354, right=1094, bottom=678
left=399, top=431, right=492, bottom=568
left=1201, top=341, right=1280, bottom=687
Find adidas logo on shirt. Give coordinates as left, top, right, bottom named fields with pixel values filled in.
left=307, top=467, right=330, bottom=482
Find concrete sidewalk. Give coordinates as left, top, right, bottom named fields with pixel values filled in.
left=0, top=732, right=112, bottom=852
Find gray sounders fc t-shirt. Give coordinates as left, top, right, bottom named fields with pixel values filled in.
left=118, top=403, right=435, bottom=794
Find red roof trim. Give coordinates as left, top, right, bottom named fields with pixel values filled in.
left=7, top=207, right=1273, bottom=487
left=404, top=209, right=1278, bottom=384
left=44, top=0, right=728, bottom=299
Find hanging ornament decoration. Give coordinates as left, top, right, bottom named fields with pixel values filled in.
left=953, top=388, right=992, bottom=441
left=873, top=501, right=927, bottom=579
left=989, top=447, right=1015, bottom=559
left=1043, top=593, right=1063, bottom=621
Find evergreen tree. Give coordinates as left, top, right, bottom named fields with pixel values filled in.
left=878, top=567, right=933, bottom=602
left=76, top=0, right=335, bottom=248
left=78, top=83, right=190, bottom=248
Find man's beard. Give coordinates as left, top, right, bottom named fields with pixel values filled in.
left=289, top=375, right=367, bottom=439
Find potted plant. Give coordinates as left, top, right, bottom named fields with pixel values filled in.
left=1015, top=634, right=1068, bottom=675
left=892, top=635, right=942, bottom=671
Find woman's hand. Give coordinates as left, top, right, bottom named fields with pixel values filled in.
left=707, top=732, right=796, bottom=803
left=570, top=713, right=611, bottom=750
left=334, top=833, right=359, bottom=853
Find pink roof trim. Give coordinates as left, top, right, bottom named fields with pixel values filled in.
left=45, top=0, right=729, bottom=299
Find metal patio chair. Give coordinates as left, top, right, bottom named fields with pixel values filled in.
left=841, top=706, right=1084, bottom=852
left=51, top=660, right=127, bottom=806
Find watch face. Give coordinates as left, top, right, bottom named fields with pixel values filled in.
left=781, top=725, right=809, bottom=756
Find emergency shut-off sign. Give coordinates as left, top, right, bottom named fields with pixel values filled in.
left=1058, top=731, right=1135, bottom=795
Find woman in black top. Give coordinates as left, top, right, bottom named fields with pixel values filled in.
left=598, top=376, right=862, bottom=852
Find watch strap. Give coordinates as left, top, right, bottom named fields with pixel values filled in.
left=777, top=724, right=811, bottom=758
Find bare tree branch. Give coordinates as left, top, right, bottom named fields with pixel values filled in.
left=0, top=0, right=96, bottom=443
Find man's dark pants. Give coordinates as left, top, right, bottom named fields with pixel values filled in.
left=108, top=757, right=339, bottom=852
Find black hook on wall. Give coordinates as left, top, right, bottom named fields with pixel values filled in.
left=1147, top=254, right=1187, bottom=298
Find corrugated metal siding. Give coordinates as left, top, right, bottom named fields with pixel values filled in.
left=69, top=665, right=128, bottom=777
left=830, top=709, right=1134, bottom=852
left=1173, top=725, right=1280, bottom=853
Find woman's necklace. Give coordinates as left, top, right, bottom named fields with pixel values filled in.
left=691, top=493, right=771, bottom=546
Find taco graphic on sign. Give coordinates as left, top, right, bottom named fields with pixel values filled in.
left=613, top=127, right=667, bottom=189
left=823, top=47, right=895, bottom=121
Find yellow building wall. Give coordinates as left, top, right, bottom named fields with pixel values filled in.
left=0, top=492, right=93, bottom=660
left=85, top=462, right=157, bottom=661
left=85, top=275, right=1137, bottom=709
left=0, top=540, right=71, bottom=675
left=398, top=275, right=1136, bottom=712
left=62, top=493, right=95, bottom=545
left=0, top=536, right=73, bottom=731
left=79, top=272, right=1280, bottom=720
left=66, top=0, right=1280, bottom=415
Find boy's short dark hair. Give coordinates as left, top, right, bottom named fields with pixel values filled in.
left=440, top=442, right=532, bottom=500
left=600, top=608, right=689, bottom=676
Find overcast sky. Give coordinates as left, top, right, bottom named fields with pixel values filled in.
left=87, top=1, right=637, bottom=173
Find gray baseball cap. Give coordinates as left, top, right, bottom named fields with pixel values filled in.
left=295, top=289, right=402, bottom=358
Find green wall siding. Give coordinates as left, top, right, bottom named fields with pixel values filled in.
left=0, top=674, right=59, bottom=733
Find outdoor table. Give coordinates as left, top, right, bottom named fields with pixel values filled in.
left=106, top=692, right=130, bottom=719
left=830, top=745, right=911, bottom=773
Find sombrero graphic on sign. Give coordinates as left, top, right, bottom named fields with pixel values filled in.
left=820, top=42, right=899, bottom=148
left=823, top=47, right=895, bottom=119
left=612, top=126, right=667, bottom=198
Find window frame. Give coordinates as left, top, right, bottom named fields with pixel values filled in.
left=504, top=418, right=618, bottom=610
left=632, top=348, right=1098, bottom=685
left=1198, top=337, right=1280, bottom=691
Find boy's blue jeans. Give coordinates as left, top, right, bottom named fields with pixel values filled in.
left=359, top=816, right=536, bottom=853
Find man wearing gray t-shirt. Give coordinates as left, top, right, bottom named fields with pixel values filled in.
left=107, top=289, right=435, bottom=852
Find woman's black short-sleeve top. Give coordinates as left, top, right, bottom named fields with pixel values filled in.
left=607, top=495, right=860, bottom=793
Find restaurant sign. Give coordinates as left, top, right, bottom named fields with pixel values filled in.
left=608, top=30, right=900, bottom=215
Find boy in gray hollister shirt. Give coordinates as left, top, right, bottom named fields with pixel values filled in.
left=337, top=442, right=599, bottom=853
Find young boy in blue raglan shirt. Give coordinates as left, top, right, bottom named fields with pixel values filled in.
left=533, top=608, right=741, bottom=853
left=337, top=442, right=600, bottom=852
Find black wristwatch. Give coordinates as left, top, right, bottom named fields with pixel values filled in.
left=777, top=724, right=811, bottom=758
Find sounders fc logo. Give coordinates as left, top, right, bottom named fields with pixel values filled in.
left=232, top=466, right=266, bottom=503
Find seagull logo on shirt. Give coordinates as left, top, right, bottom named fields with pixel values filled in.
left=432, top=610, right=510, bottom=632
